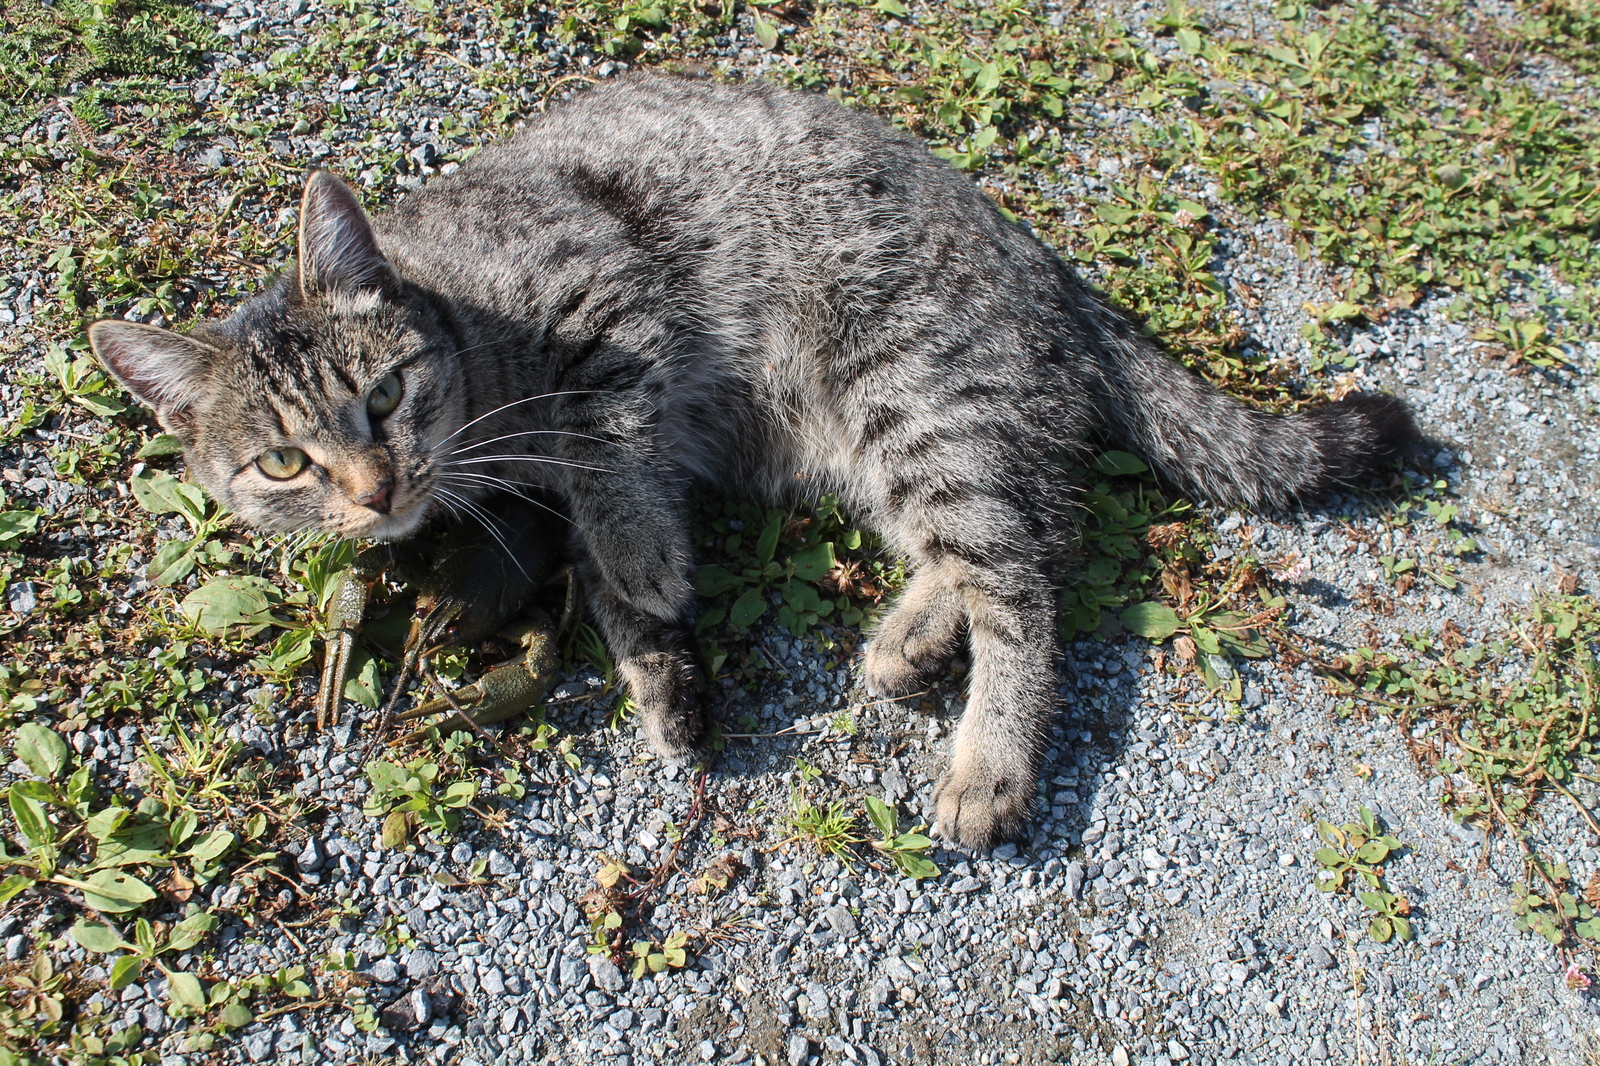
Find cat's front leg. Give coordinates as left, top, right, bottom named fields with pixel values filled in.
left=563, top=470, right=704, bottom=763
left=577, top=552, right=704, bottom=763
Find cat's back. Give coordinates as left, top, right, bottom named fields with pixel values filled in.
left=384, top=75, right=1008, bottom=261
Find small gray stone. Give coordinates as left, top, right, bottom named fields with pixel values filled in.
left=949, top=876, right=983, bottom=893
left=241, top=1032, right=273, bottom=1062
left=368, top=958, right=400, bottom=984
left=450, top=842, right=474, bottom=864
left=409, top=989, right=431, bottom=1027
left=787, top=1034, right=811, bottom=1066
left=403, top=949, right=439, bottom=979
left=588, top=956, right=625, bottom=993
left=488, top=850, right=517, bottom=877
left=295, top=837, right=323, bottom=873
left=1066, top=861, right=1086, bottom=900
left=824, top=904, right=858, bottom=936
left=559, top=957, right=590, bottom=992
left=1310, top=1036, right=1329, bottom=1060
left=1112, top=1047, right=1130, bottom=1066
left=1309, top=945, right=1337, bottom=970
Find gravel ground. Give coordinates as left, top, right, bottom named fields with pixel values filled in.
left=1, top=0, right=1597, bottom=1064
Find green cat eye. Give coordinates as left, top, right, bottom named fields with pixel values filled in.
left=257, top=447, right=309, bottom=480
left=367, top=372, right=403, bottom=417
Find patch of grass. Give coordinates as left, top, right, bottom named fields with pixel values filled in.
left=0, top=0, right=218, bottom=135
left=1322, top=594, right=1600, bottom=950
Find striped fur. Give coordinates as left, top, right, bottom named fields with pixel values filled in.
left=90, top=75, right=1415, bottom=849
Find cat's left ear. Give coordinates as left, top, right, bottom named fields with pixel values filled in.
left=297, top=170, right=393, bottom=298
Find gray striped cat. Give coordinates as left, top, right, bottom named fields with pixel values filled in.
left=89, top=75, right=1413, bottom=849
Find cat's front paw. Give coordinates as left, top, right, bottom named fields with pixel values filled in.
left=930, top=761, right=1034, bottom=851
left=861, top=640, right=927, bottom=698
left=862, top=597, right=963, bottom=697
left=625, top=651, right=705, bottom=764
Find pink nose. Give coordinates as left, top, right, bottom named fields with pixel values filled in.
left=356, top=481, right=393, bottom=514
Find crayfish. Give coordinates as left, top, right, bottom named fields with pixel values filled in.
left=312, top=497, right=577, bottom=746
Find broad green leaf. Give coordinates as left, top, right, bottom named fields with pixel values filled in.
left=218, top=1002, right=253, bottom=1028
left=1368, top=915, right=1393, bottom=943
left=0, top=511, right=40, bottom=545
left=892, top=833, right=935, bottom=851
left=381, top=811, right=410, bottom=849
left=756, top=514, right=783, bottom=565
left=344, top=651, right=381, bottom=709
left=91, top=820, right=170, bottom=869
left=1355, top=840, right=1390, bottom=863
left=442, top=781, right=478, bottom=808
left=129, top=470, right=189, bottom=517
left=790, top=543, right=837, bottom=582
left=72, top=920, right=130, bottom=954
left=1092, top=450, right=1149, bottom=476
left=165, top=971, right=207, bottom=1011
left=895, top=852, right=941, bottom=880
left=78, top=869, right=158, bottom=913
left=134, top=434, right=184, bottom=459
left=166, top=911, right=220, bottom=953
left=1391, top=916, right=1412, bottom=942
left=109, top=954, right=145, bottom=990
left=185, top=829, right=235, bottom=865
left=147, top=540, right=197, bottom=586
left=1313, top=847, right=1343, bottom=867
left=1118, top=602, right=1180, bottom=640
left=0, top=874, right=35, bottom=905
left=180, top=576, right=280, bottom=636
left=729, top=587, right=767, bottom=628
left=76, top=394, right=127, bottom=418
left=864, top=796, right=895, bottom=838
left=9, top=786, right=53, bottom=845
left=14, top=723, right=69, bottom=779
left=1190, top=626, right=1221, bottom=656
left=691, top=565, right=741, bottom=596
left=168, top=809, right=197, bottom=848
left=751, top=10, right=778, bottom=50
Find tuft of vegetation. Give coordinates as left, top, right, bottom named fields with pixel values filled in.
left=0, top=0, right=219, bottom=134
left=1312, top=805, right=1414, bottom=943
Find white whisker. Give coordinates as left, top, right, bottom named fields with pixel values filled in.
left=444, top=454, right=613, bottom=474
left=436, top=472, right=582, bottom=532
left=447, top=427, right=611, bottom=457
left=433, top=390, right=602, bottom=449
left=433, top=487, right=533, bottom=582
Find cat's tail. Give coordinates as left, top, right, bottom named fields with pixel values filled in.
left=1088, top=316, right=1417, bottom=510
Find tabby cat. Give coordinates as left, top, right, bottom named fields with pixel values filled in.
left=89, top=75, right=1414, bottom=848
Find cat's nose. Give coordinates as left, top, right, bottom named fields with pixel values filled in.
left=355, top=480, right=393, bottom=514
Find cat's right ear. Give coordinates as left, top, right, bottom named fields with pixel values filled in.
left=297, top=170, right=392, bottom=298
left=88, top=320, right=216, bottom=433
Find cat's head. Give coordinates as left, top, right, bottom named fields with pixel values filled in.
left=89, top=172, right=465, bottom=541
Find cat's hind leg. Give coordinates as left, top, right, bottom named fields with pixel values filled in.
left=929, top=558, right=1057, bottom=849
left=862, top=559, right=967, bottom=697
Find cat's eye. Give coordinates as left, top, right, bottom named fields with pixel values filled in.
left=367, top=372, right=403, bottom=418
left=257, top=447, right=309, bottom=480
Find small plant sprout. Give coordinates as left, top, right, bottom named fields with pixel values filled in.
left=630, top=931, right=690, bottom=978
left=864, top=797, right=941, bottom=880
left=1313, top=806, right=1413, bottom=943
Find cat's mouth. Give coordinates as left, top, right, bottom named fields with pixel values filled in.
left=339, top=484, right=433, bottom=542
